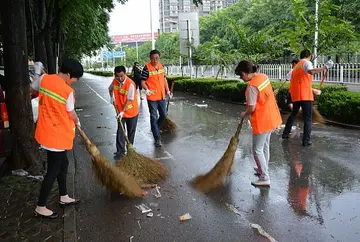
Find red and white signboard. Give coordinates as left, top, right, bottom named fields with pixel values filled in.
left=111, top=33, right=159, bottom=43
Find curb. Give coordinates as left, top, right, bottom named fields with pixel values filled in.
left=63, top=149, right=77, bottom=242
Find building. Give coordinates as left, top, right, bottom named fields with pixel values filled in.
left=159, top=0, right=237, bottom=33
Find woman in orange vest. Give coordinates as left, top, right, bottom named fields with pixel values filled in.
left=282, top=49, right=333, bottom=146
left=109, top=66, right=139, bottom=158
left=31, top=59, right=83, bottom=219
left=236, top=61, right=282, bottom=187
left=141, top=50, right=171, bottom=147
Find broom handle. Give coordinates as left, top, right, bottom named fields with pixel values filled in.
left=113, top=104, right=131, bottom=145
left=318, top=69, right=328, bottom=90
left=234, top=118, right=245, bottom=138
left=273, top=79, right=288, bottom=96
left=166, top=80, right=175, bottom=113
left=76, top=125, right=92, bottom=146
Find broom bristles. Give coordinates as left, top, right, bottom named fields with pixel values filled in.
left=78, top=128, right=144, bottom=197
left=161, top=117, right=178, bottom=133
left=116, top=144, right=168, bottom=184
left=192, top=136, right=239, bottom=193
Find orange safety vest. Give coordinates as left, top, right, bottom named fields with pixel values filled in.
left=247, top=73, right=282, bottom=135
left=145, top=62, right=166, bottom=101
left=113, top=77, right=139, bottom=118
left=289, top=60, right=314, bottom=102
left=35, top=74, right=75, bottom=150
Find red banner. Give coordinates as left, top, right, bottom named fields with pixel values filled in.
left=111, top=33, right=159, bottom=43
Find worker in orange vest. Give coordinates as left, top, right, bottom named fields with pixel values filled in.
left=236, top=61, right=282, bottom=187
left=282, top=50, right=333, bottom=146
left=109, top=66, right=139, bottom=158
left=141, top=50, right=171, bottom=147
left=31, top=59, right=83, bottom=219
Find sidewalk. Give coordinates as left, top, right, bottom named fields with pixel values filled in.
left=0, top=149, right=76, bottom=241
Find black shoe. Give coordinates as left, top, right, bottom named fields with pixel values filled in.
left=155, top=139, right=162, bottom=147
left=59, top=200, right=81, bottom=208
left=34, top=210, right=58, bottom=219
left=282, top=133, right=289, bottom=139
left=302, top=141, right=312, bottom=146
left=114, top=153, right=125, bottom=159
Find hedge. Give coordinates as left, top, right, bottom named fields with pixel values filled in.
left=87, top=70, right=113, bottom=77
left=173, top=78, right=359, bottom=125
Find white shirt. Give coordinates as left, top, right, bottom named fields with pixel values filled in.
left=302, top=59, right=314, bottom=74
left=286, top=69, right=293, bottom=81
left=31, top=75, right=75, bottom=152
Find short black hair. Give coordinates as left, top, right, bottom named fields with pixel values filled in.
left=149, top=49, right=161, bottom=58
left=60, top=59, right=83, bottom=79
left=235, top=60, right=258, bottom=75
left=114, top=66, right=126, bottom=74
left=134, top=62, right=139, bottom=65
left=300, top=49, right=311, bottom=59
left=291, top=58, right=299, bottom=64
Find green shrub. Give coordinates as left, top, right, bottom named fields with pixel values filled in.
left=87, top=70, right=113, bottom=77
left=317, top=91, right=360, bottom=125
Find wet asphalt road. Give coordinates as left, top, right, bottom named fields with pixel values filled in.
left=72, top=73, right=360, bottom=242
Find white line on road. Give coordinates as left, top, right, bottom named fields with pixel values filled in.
left=86, top=84, right=109, bottom=104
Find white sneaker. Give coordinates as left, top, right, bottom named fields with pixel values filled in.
left=251, top=178, right=270, bottom=187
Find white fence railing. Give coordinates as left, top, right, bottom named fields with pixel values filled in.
left=164, top=64, right=360, bottom=84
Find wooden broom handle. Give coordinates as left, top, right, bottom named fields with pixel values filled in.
left=166, top=80, right=175, bottom=113
left=235, top=118, right=245, bottom=138
left=318, top=69, right=328, bottom=90
left=113, top=104, right=131, bottom=145
left=274, top=79, right=288, bottom=94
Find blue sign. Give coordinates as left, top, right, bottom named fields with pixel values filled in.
left=113, top=51, right=125, bottom=58
left=103, top=51, right=113, bottom=58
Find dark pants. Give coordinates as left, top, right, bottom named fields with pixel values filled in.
left=116, top=115, right=138, bottom=154
left=283, top=101, right=313, bottom=143
left=134, top=78, right=142, bottom=91
left=147, top=100, right=166, bottom=141
left=38, top=151, right=69, bottom=206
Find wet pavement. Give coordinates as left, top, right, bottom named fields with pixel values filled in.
left=72, top=73, right=360, bottom=242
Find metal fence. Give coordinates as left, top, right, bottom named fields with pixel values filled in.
left=165, top=63, right=360, bottom=84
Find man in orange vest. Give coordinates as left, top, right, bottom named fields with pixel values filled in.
left=282, top=50, right=333, bottom=146
left=236, top=60, right=282, bottom=187
left=31, top=59, right=83, bottom=219
left=108, top=66, right=139, bottom=158
left=141, top=50, right=171, bottom=147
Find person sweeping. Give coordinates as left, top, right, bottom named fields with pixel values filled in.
left=282, top=49, right=333, bottom=146
left=236, top=61, right=282, bottom=187
left=141, top=50, right=171, bottom=147
left=108, top=66, right=139, bottom=159
left=31, top=59, right=83, bottom=219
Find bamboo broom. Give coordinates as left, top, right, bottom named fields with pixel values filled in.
left=192, top=118, right=245, bottom=193
left=161, top=80, right=177, bottom=133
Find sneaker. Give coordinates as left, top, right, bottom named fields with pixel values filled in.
left=155, top=139, right=162, bottom=147
left=302, top=141, right=312, bottom=147
left=251, top=178, right=270, bottom=187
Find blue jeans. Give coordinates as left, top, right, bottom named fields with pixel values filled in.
left=147, top=100, right=166, bottom=140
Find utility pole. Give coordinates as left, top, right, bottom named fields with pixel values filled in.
left=314, top=0, right=319, bottom=67
left=187, top=20, right=192, bottom=79
left=150, top=0, right=155, bottom=50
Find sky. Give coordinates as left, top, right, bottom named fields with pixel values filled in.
left=108, top=0, right=160, bottom=36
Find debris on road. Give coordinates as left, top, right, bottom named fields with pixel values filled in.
left=149, top=203, right=159, bottom=208
left=180, top=213, right=192, bottom=221
left=96, top=126, right=110, bottom=129
left=135, top=204, right=152, bottom=213
left=226, top=203, right=241, bottom=216
left=251, top=223, right=278, bottom=242
left=152, top=185, right=162, bottom=198
left=129, top=236, right=134, bottom=242
left=75, top=108, right=83, bottom=112
left=84, top=114, right=91, bottom=118
left=194, top=103, right=208, bottom=108
left=137, top=220, right=142, bottom=229
left=27, top=175, right=44, bottom=182
left=11, top=169, right=28, bottom=176
left=147, top=213, right=154, bottom=218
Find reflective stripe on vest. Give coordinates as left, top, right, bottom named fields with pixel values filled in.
left=247, top=73, right=282, bottom=135
left=35, top=74, right=75, bottom=150
left=145, top=62, right=166, bottom=101
left=113, top=77, right=138, bottom=118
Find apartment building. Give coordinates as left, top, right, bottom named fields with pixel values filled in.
left=159, top=0, right=237, bottom=33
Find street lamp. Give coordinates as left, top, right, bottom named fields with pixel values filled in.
left=314, top=0, right=319, bottom=67
left=150, top=0, right=155, bottom=50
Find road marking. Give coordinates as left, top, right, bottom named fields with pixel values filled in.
left=155, top=151, right=174, bottom=160
left=86, top=84, right=109, bottom=104
left=164, top=151, right=174, bottom=159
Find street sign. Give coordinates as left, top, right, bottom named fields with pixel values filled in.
left=113, top=51, right=125, bottom=58
left=103, top=51, right=113, bottom=58
left=179, top=12, right=200, bottom=56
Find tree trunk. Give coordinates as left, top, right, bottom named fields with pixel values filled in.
left=0, top=0, right=41, bottom=174
left=45, top=31, right=56, bottom=74
left=35, top=33, right=48, bottom=70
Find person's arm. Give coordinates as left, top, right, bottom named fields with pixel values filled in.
left=305, top=61, right=326, bottom=75
left=165, top=77, right=170, bottom=93
left=241, top=86, right=258, bottom=118
left=141, top=65, right=150, bottom=90
left=66, top=92, right=80, bottom=126
left=108, top=82, right=114, bottom=98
